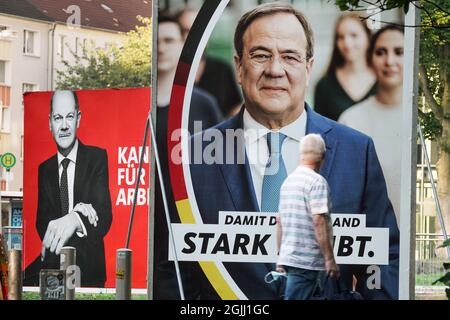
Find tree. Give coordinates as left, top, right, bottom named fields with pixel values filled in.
left=335, top=0, right=450, bottom=237
left=433, top=239, right=450, bottom=299
left=418, top=1, right=450, bottom=239
left=56, top=16, right=152, bottom=90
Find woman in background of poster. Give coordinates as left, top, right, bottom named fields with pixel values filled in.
left=338, top=25, right=404, bottom=224
left=314, top=13, right=377, bottom=121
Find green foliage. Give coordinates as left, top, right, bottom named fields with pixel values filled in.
left=431, top=240, right=450, bottom=299
left=415, top=272, right=446, bottom=286
left=418, top=110, right=443, bottom=140
left=419, top=0, right=450, bottom=110
left=57, top=16, right=152, bottom=90
left=335, top=0, right=360, bottom=11
left=439, top=239, right=450, bottom=248
left=22, top=292, right=147, bottom=300
left=335, top=0, right=411, bottom=12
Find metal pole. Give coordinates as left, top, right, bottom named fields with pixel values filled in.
left=125, top=117, right=150, bottom=249
left=418, top=124, right=450, bottom=257
left=148, top=114, right=185, bottom=300
left=397, top=5, right=419, bottom=301
left=116, top=248, right=132, bottom=300
left=60, top=246, right=76, bottom=300
left=7, top=249, right=21, bottom=300
left=148, top=0, right=158, bottom=300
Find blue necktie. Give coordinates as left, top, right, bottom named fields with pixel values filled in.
left=261, top=132, right=287, bottom=212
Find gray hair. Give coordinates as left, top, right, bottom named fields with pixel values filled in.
left=50, top=90, right=79, bottom=114
left=234, top=2, right=314, bottom=60
left=300, top=134, right=326, bottom=163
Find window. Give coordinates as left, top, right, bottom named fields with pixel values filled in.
left=0, top=61, right=5, bottom=83
left=90, top=39, right=96, bottom=49
left=82, top=39, right=96, bottom=56
left=0, top=26, right=16, bottom=39
left=24, top=30, right=34, bottom=54
left=58, top=35, right=67, bottom=59
left=23, top=30, right=39, bottom=55
left=22, top=83, right=38, bottom=93
left=81, top=38, right=87, bottom=57
left=75, top=37, right=80, bottom=56
left=22, top=83, right=38, bottom=105
left=104, top=42, right=113, bottom=50
left=0, top=105, right=10, bottom=132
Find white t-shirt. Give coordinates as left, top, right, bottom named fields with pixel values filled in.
left=339, top=96, right=402, bottom=224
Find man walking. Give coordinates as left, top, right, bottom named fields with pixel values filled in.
left=277, top=134, right=339, bottom=300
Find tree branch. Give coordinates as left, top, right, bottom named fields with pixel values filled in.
left=423, top=0, right=450, bottom=17
left=335, top=0, right=450, bottom=28
left=414, top=1, right=450, bottom=28
left=363, top=17, right=449, bottom=28
left=360, top=0, right=383, bottom=9
left=416, top=5, right=437, bottom=28
left=419, top=65, right=444, bottom=120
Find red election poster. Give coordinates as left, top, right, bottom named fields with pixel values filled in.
left=23, top=88, right=150, bottom=289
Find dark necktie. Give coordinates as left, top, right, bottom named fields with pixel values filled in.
left=60, top=158, right=71, bottom=216
left=261, top=132, right=287, bottom=212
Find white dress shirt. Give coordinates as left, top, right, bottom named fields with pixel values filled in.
left=57, top=140, right=87, bottom=237
left=243, top=108, right=307, bottom=209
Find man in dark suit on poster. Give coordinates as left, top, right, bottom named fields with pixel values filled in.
left=25, top=90, right=112, bottom=287
left=185, top=3, right=399, bottom=300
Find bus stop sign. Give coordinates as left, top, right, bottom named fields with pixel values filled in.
left=0, top=153, right=16, bottom=169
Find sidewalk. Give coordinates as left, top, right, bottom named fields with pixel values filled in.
left=415, top=285, right=447, bottom=300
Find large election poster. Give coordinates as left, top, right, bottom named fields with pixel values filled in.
left=156, top=0, right=415, bottom=300
left=23, top=88, right=151, bottom=289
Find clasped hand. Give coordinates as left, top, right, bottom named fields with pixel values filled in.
left=41, top=203, right=98, bottom=260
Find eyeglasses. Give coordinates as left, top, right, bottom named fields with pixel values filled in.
left=248, top=51, right=308, bottom=69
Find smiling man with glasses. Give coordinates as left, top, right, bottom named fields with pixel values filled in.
left=170, top=2, right=400, bottom=300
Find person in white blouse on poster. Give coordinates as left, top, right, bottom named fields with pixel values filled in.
left=339, top=26, right=404, bottom=224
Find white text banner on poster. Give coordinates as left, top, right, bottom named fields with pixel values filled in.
left=169, top=212, right=388, bottom=265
